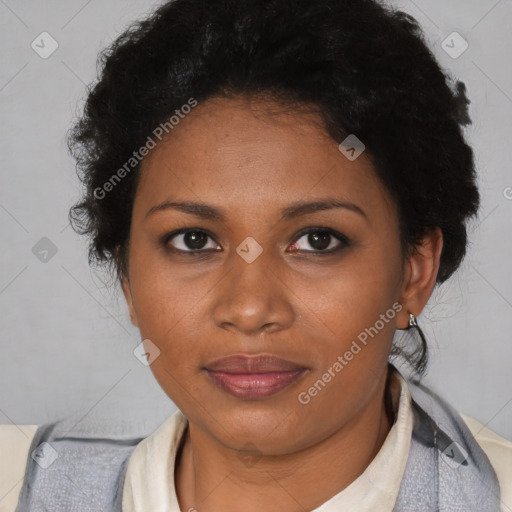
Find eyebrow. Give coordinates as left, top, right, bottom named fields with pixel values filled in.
left=144, top=198, right=368, bottom=222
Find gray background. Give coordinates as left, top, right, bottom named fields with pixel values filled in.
left=1, top=0, right=511, bottom=438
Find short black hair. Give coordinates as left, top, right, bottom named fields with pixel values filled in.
left=68, top=0, right=480, bottom=375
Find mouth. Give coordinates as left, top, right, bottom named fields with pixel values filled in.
left=203, top=354, right=309, bottom=400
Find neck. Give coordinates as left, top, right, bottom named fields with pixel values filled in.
left=175, top=370, right=395, bottom=512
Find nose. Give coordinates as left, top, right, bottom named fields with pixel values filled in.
left=211, top=250, right=295, bottom=337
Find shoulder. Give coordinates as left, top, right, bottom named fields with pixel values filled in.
left=400, top=372, right=511, bottom=511
left=1, top=417, right=148, bottom=512
left=460, top=414, right=512, bottom=512
left=0, top=424, right=39, bottom=512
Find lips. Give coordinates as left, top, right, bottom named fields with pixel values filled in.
left=203, top=354, right=308, bottom=399
left=205, top=354, right=306, bottom=373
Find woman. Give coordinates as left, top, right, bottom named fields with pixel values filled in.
left=1, top=0, right=511, bottom=510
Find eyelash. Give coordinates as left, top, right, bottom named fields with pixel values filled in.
left=161, top=226, right=351, bottom=257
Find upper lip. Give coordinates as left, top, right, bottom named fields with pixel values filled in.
left=204, top=354, right=307, bottom=374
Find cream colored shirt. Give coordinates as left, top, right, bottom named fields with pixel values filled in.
left=1, top=372, right=511, bottom=512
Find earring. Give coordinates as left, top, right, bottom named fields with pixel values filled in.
left=395, top=311, right=430, bottom=375
left=406, top=313, right=427, bottom=345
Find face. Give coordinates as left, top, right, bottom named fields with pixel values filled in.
left=121, top=95, right=431, bottom=455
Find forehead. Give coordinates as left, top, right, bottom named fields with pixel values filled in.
left=134, top=96, right=396, bottom=224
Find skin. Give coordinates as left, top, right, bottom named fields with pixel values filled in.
left=120, top=95, right=443, bottom=512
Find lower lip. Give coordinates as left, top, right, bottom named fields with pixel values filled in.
left=205, top=369, right=307, bottom=399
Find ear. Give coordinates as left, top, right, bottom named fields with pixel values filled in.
left=396, top=227, right=443, bottom=329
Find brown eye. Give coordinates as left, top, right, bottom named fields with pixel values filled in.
left=164, top=229, right=221, bottom=253
left=182, top=231, right=208, bottom=250
left=288, top=228, right=349, bottom=254
left=306, top=231, right=331, bottom=250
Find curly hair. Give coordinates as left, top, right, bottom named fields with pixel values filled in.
left=68, top=0, right=480, bottom=375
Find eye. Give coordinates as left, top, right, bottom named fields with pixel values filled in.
left=163, top=229, right=221, bottom=253
left=287, top=227, right=350, bottom=255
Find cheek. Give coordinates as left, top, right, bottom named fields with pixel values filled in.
left=293, top=267, right=400, bottom=437
left=291, top=242, right=402, bottom=408
left=129, top=259, right=206, bottom=407
left=298, top=243, right=402, bottom=342
left=127, top=247, right=204, bottom=364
